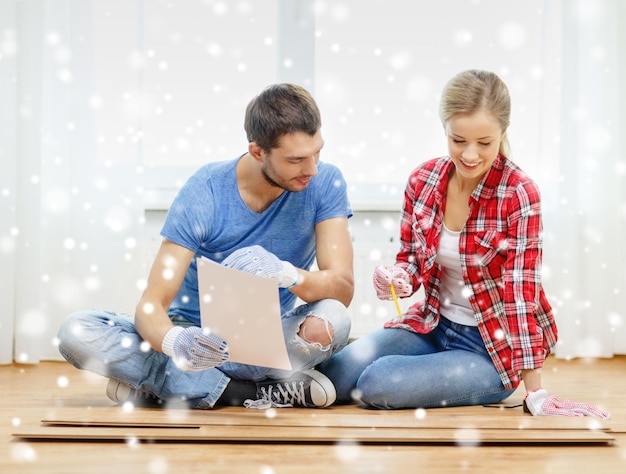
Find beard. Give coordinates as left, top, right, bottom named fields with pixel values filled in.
left=261, top=166, right=286, bottom=190
left=261, top=161, right=308, bottom=193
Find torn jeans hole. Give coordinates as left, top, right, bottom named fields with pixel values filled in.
left=294, top=315, right=333, bottom=353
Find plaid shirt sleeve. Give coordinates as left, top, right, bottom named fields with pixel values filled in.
left=394, top=159, right=446, bottom=290
left=502, top=180, right=551, bottom=369
left=463, top=161, right=557, bottom=388
left=396, top=172, right=420, bottom=286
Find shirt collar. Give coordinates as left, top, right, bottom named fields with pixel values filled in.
left=470, top=154, right=506, bottom=203
left=435, top=154, right=506, bottom=208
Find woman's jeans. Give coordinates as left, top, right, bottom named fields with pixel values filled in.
left=57, top=299, right=350, bottom=409
left=318, top=317, right=516, bottom=409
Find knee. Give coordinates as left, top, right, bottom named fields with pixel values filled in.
left=355, top=362, right=399, bottom=409
left=298, top=315, right=334, bottom=346
left=57, top=311, right=88, bottom=349
left=57, top=310, right=112, bottom=357
left=297, top=298, right=352, bottom=347
left=310, top=299, right=351, bottom=344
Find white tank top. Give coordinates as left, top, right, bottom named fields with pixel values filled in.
left=435, top=223, right=478, bottom=326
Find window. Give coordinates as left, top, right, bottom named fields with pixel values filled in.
left=314, top=0, right=546, bottom=184
left=91, top=0, right=278, bottom=186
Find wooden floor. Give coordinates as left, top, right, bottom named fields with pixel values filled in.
left=1, top=356, right=625, bottom=473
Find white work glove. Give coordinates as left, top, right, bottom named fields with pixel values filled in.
left=162, top=326, right=229, bottom=372
left=372, top=265, right=413, bottom=300
left=524, top=388, right=610, bottom=419
left=221, top=245, right=300, bottom=288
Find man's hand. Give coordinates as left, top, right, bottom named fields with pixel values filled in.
left=373, top=265, right=412, bottom=300
left=162, top=326, right=229, bottom=372
left=222, top=245, right=299, bottom=288
left=524, top=389, right=610, bottom=418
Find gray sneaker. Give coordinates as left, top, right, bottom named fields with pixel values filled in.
left=250, top=369, right=336, bottom=408
left=106, top=379, right=162, bottom=406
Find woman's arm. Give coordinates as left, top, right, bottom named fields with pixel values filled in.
left=521, top=368, right=542, bottom=393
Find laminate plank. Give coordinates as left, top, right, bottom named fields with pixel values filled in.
left=40, top=405, right=611, bottom=432
left=14, top=424, right=614, bottom=444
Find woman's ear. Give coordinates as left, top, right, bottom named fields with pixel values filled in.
left=248, top=142, right=265, bottom=162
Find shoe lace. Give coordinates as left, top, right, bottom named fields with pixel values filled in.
left=244, top=381, right=307, bottom=409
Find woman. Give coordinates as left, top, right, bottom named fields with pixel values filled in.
left=319, top=70, right=608, bottom=417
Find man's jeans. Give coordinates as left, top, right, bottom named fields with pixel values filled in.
left=319, top=316, right=516, bottom=409
left=57, top=299, right=350, bottom=409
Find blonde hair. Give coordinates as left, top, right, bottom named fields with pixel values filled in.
left=439, top=70, right=511, bottom=157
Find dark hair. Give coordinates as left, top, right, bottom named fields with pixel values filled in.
left=439, top=70, right=511, bottom=156
left=244, top=83, right=321, bottom=152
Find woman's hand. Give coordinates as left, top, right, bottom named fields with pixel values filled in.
left=373, top=265, right=413, bottom=300
left=524, top=389, right=610, bottom=418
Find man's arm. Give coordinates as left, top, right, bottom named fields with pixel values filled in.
left=134, top=239, right=196, bottom=352
left=290, top=216, right=354, bottom=307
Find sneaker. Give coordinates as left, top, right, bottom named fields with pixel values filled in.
left=249, top=369, right=336, bottom=408
left=106, top=379, right=162, bottom=406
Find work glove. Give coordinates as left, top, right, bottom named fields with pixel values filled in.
left=222, top=245, right=300, bottom=288
left=523, top=388, right=610, bottom=419
left=373, top=265, right=413, bottom=300
left=162, top=326, right=229, bottom=372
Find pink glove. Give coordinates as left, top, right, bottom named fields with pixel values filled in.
left=373, top=265, right=413, bottom=301
left=524, top=389, right=610, bottom=419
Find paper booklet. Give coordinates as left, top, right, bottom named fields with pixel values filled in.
left=196, top=256, right=292, bottom=370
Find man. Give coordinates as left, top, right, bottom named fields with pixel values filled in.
left=57, top=83, right=354, bottom=409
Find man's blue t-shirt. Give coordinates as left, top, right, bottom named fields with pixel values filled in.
left=161, top=155, right=352, bottom=325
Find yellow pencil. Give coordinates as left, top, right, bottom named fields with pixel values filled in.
left=389, top=283, right=403, bottom=317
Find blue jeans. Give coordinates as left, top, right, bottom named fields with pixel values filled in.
left=318, top=317, right=515, bottom=409
left=57, top=299, right=350, bottom=409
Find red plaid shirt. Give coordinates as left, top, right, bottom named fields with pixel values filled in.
left=385, top=155, right=558, bottom=390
